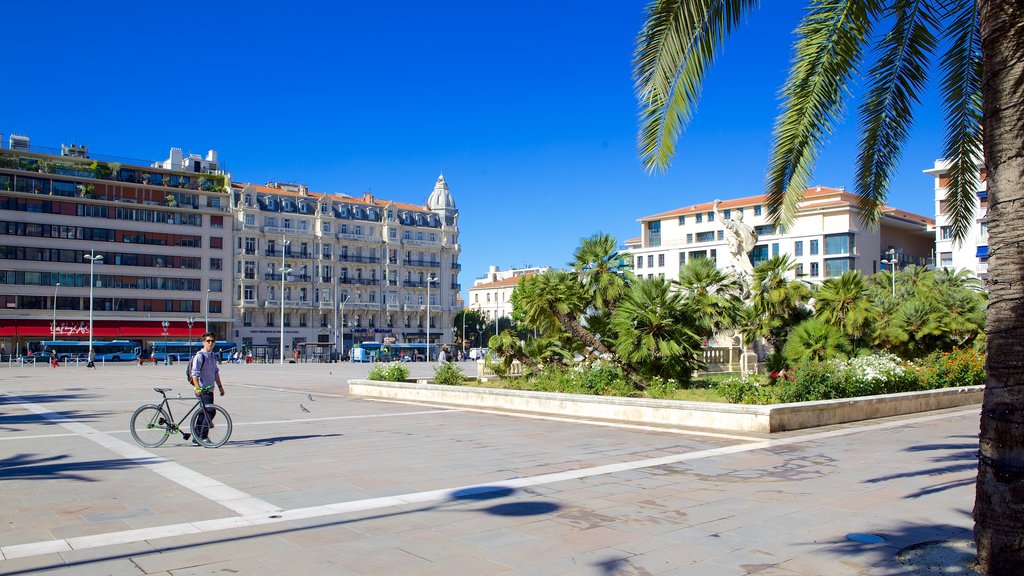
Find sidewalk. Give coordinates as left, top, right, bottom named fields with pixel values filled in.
left=0, top=363, right=979, bottom=575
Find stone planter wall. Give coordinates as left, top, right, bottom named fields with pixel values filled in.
left=348, top=380, right=983, bottom=433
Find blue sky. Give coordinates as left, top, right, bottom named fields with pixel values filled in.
left=5, top=1, right=946, bottom=294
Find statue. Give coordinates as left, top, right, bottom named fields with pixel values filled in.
left=713, top=199, right=758, bottom=281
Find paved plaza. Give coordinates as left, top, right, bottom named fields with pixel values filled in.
left=0, top=361, right=980, bottom=575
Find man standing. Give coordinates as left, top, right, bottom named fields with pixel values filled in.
left=189, top=333, right=225, bottom=445
left=86, top=348, right=96, bottom=369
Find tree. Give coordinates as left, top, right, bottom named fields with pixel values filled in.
left=515, top=271, right=610, bottom=356
left=570, top=232, right=633, bottom=312
left=454, top=309, right=487, bottom=350
left=814, top=271, right=876, bottom=348
left=674, top=257, right=745, bottom=338
left=744, top=255, right=812, bottom=352
left=782, top=317, right=851, bottom=366
left=609, top=277, right=704, bottom=385
left=634, top=1, right=1023, bottom=570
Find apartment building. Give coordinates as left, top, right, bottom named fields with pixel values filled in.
left=468, top=265, right=551, bottom=321
left=231, top=174, right=461, bottom=356
left=0, top=134, right=233, bottom=354
left=626, top=186, right=934, bottom=282
left=925, top=159, right=988, bottom=278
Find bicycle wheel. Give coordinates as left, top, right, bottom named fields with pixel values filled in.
left=191, top=403, right=232, bottom=448
left=130, top=404, right=172, bottom=447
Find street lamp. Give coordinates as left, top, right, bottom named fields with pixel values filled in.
left=880, top=248, right=897, bottom=298
left=280, top=235, right=291, bottom=365
left=426, top=275, right=438, bottom=359
left=186, top=316, right=195, bottom=355
left=461, top=309, right=466, bottom=360
left=84, top=250, right=103, bottom=360
left=494, top=290, right=500, bottom=338
left=51, top=283, right=60, bottom=341
left=161, top=320, right=169, bottom=363
left=338, top=293, right=349, bottom=361
left=204, top=289, right=211, bottom=333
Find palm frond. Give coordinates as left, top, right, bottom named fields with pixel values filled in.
left=937, top=0, right=983, bottom=243
left=855, top=0, right=939, bottom=227
left=766, top=0, right=875, bottom=227
left=634, top=0, right=760, bottom=173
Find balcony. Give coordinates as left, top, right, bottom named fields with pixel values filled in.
left=403, top=280, right=427, bottom=289
left=264, top=273, right=311, bottom=282
left=402, top=238, right=439, bottom=248
left=338, top=254, right=379, bottom=264
left=339, top=277, right=379, bottom=286
left=337, top=232, right=372, bottom=242
left=450, top=263, right=462, bottom=271
left=403, top=259, right=441, bottom=268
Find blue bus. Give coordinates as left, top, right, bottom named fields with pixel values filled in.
left=350, top=342, right=436, bottom=362
left=37, top=340, right=142, bottom=362
left=152, top=341, right=238, bottom=362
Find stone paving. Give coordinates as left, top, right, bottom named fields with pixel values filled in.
left=0, top=361, right=980, bottom=575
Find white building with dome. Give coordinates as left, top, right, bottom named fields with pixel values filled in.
left=230, top=174, right=461, bottom=358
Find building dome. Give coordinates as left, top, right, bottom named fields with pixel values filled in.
left=427, top=173, right=456, bottom=212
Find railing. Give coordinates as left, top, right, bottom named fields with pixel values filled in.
left=402, top=238, right=439, bottom=248
left=338, top=254, right=379, bottom=263
left=403, top=259, right=441, bottom=268
left=403, top=280, right=427, bottom=288
left=264, top=226, right=312, bottom=237
left=337, top=232, right=373, bottom=241
left=264, top=273, right=311, bottom=282
left=450, top=263, right=462, bottom=270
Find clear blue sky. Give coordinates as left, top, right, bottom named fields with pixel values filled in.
left=5, top=1, right=946, bottom=295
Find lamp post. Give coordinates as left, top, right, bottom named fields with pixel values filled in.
left=51, top=283, right=60, bottom=341
left=494, top=290, right=499, bottom=339
left=280, top=235, right=290, bottom=365
left=185, top=316, right=195, bottom=355
left=204, top=289, right=211, bottom=333
left=338, top=293, right=348, bottom=361
left=161, top=320, right=169, bottom=362
left=461, top=309, right=466, bottom=360
left=880, top=248, right=897, bottom=298
left=426, top=275, right=438, bottom=359
left=84, top=250, right=103, bottom=360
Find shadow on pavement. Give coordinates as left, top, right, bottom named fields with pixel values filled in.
left=227, top=433, right=344, bottom=447
left=865, top=436, right=978, bottom=498
left=0, top=453, right=163, bottom=482
left=0, top=485, right=563, bottom=575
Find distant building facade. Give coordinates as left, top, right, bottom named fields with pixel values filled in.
left=468, top=265, right=551, bottom=321
left=626, top=186, right=935, bottom=282
left=925, top=159, right=988, bottom=279
left=231, top=175, right=461, bottom=356
left=0, top=134, right=234, bottom=353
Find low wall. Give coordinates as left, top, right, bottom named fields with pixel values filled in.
left=348, top=380, right=983, bottom=433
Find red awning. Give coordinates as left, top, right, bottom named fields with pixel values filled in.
left=0, top=320, right=205, bottom=339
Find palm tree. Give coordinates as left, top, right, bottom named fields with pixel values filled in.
left=634, top=1, right=1023, bottom=569
left=570, top=232, right=632, bottom=312
left=745, top=255, right=812, bottom=351
left=515, top=271, right=610, bottom=356
left=782, top=317, right=851, bottom=366
left=609, top=277, right=704, bottom=386
left=814, top=270, right=877, bottom=347
left=487, top=330, right=540, bottom=372
left=674, top=257, right=746, bottom=338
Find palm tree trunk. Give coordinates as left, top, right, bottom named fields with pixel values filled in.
left=974, top=1, right=1024, bottom=572
left=555, top=312, right=611, bottom=356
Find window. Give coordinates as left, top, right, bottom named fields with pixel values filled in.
left=749, top=245, right=770, bottom=267
left=688, top=250, right=707, bottom=260
left=647, top=254, right=654, bottom=267
left=940, top=226, right=954, bottom=240
left=707, top=211, right=714, bottom=221
left=810, top=262, right=820, bottom=277
left=211, top=216, right=224, bottom=229
left=678, top=215, right=685, bottom=225
left=980, top=220, right=988, bottom=237
left=210, top=258, right=223, bottom=271
left=696, top=213, right=703, bottom=223
left=210, top=237, right=223, bottom=249
left=754, top=225, right=776, bottom=236
left=210, top=279, right=223, bottom=292
left=754, top=205, right=762, bottom=216
left=322, top=222, right=332, bottom=233
left=824, top=234, right=853, bottom=255
left=795, top=264, right=804, bottom=276
left=695, top=231, right=715, bottom=243
left=794, top=241, right=803, bottom=256
left=940, top=252, right=953, bottom=267
left=717, top=230, right=724, bottom=241
left=243, top=286, right=254, bottom=300
left=245, top=214, right=255, bottom=226
left=686, top=233, right=693, bottom=244
left=658, top=254, right=664, bottom=266
left=824, top=258, right=854, bottom=277
left=810, top=239, right=819, bottom=255
left=709, top=249, right=716, bottom=262
left=724, top=209, right=731, bottom=219
left=772, top=243, right=779, bottom=257
left=636, top=256, right=643, bottom=269
left=647, top=221, right=661, bottom=247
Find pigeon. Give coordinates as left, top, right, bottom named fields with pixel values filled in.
left=300, top=404, right=310, bottom=413
left=307, top=393, right=314, bottom=401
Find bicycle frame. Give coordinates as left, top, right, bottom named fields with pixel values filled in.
left=153, top=390, right=213, bottom=440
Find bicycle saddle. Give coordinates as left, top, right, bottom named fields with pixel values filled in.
left=153, top=387, right=171, bottom=393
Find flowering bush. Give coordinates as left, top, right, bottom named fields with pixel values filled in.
left=916, top=348, right=985, bottom=389
left=433, top=362, right=465, bottom=386
left=776, top=354, right=918, bottom=402
left=368, top=362, right=410, bottom=382
left=715, top=376, right=777, bottom=404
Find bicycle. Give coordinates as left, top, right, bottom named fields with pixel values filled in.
left=130, top=387, right=232, bottom=448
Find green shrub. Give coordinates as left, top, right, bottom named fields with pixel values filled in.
left=434, top=362, right=465, bottom=386
left=715, top=376, right=777, bottom=404
left=646, top=378, right=678, bottom=399
left=573, top=361, right=632, bottom=396
left=368, top=361, right=410, bottom=382
left=916, top=348, right=985, bottom=389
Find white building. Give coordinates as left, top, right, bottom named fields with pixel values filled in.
left=231, top=175, right=461, bottom=359
left=626, top=186, right=934, bottom=282
left=925, top=159, right=988, bottom=278
left=468, top=265, right=551, bottom=321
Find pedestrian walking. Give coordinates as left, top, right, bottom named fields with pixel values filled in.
left=189, top=333, right=225, bottom=445
left=438, top=346, right=448, bottom=364
left=86, top=348, right=96, bottom=369
left=50, top=349, right=59, bottom=368
left=151, top=350, right=157, bottom=366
